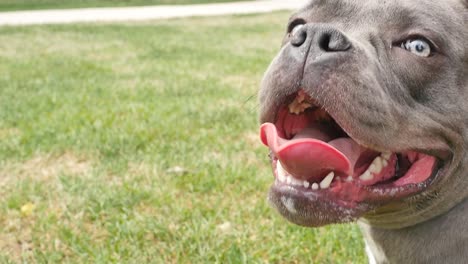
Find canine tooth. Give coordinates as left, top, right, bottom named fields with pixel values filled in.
left=303, top=181, right=310, bottom=188
left=346, top=176, right=353, bottom=182
left=375, top=157, right=383, bottom=170
left=278, top=174, right=286, bottom=183
left=312, top=183, right=319, bottom=190
left=359, top=170, right=373, bottom=181
left=320, top=172, right=335, bottom=189
left=277, top=162, right=287, bottom=183
left=382, top=159, right=388, bottom=167
left=369, top=157, right=383, bottom=174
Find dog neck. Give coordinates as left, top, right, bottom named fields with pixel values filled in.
left=359, top=198, right=468, bottom=263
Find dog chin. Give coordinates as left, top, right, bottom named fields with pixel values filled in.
left=268, top=185, right=370, bottom=227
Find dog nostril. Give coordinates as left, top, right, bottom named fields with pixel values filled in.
left=291, top=30, right=307, bottom=47
left=319, top=33, right=333, bottom=51
left=318, top=31, right=351, bottom=52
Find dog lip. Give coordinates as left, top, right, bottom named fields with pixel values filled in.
left=266, top=158, right=446, bottom=226
left=363, top=158, right=444, bottom=200
left=268, top=153, right=443, bottom=202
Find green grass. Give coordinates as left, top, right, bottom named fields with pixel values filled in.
left=0, top=13, right=366, bottom=263
left=0, top=0, right=242, bottom=12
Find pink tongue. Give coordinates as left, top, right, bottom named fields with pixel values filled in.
left=260, top=123, right=365, bottom=181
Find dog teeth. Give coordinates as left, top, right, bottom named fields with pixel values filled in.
left=279, top=174, right=286, bottom=183
left=320, top=172, right=335, bottom=189
left=277, top=162, right=287, bottom=183
left=381, top=152, right=391, bottom=167
left=277, top=162, right=310, bottom=187
left=277, top=161, right=339, bottom=190
left=278, top=173, right=286, bottom=183
left=288, top=100, right=312, bottom=115
left=288, top=92, right=312, bottom=115
left=291, top=177, right=303, bottom=186
left=382, top=159, right=388, bottom=167
left=369, top=157, right=383, bottom=174
left=277, top=151, right=394, bottom=187
left=359, top=153, right=392, bottom=181
left=359, top=170, right=373, bottom=181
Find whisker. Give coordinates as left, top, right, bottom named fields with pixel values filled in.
left=242, top=94, right=257, bottom=105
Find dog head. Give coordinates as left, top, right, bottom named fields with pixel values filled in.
left=258, top=0, right=468, bottom=229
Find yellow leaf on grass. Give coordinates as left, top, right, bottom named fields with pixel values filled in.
left=20, top=202, right=35, bottom=217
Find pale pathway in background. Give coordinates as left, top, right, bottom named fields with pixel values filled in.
left=0, top=0, right=308, bottom=26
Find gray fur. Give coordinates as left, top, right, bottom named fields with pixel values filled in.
left=258, top=0, right=468, bottom=262
left=360, top=198, right=468, bottom=263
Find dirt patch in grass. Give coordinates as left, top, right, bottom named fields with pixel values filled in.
left=0, top=210, right=36, bottom=262
left=0, top=127, right=22, bottom=139
left=0, top=152, right=92, bottom=189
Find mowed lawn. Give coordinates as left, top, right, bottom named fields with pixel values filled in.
left=0, top=13, right=366, bottom=263
left=0, top=0, right=241, bottom=11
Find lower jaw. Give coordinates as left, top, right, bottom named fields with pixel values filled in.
left=268, top=159, right=445, bottom=227
left=268, top=184, right=373, bottom=227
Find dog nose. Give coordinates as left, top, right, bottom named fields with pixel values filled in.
left=290, top=24, right=351, bottom=52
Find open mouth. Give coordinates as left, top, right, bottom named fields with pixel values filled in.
left=260, top=90, right=443, bottom=210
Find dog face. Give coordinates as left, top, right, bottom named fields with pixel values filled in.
left=259, top=0, right=468, bottom=229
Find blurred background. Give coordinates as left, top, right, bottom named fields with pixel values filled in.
left=0, top=0, right=366, bottom=262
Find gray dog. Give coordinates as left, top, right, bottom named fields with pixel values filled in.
left=258, top=0, right=468, bottom=263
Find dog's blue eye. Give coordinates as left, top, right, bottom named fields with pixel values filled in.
left=400, top=39, right=431, bottom=57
